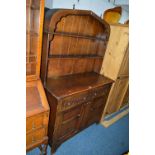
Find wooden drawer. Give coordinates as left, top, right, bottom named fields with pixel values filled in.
left=26, top=127, right=46, bottom=147
left=26, top=112, right=49, bottom=133
left=59, top=116, right=80, bottom=140
left=61, top=85, right=110, bottom=111
left=62, top=106, right=81, bottom=122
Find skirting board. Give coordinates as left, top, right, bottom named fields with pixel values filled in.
left=101, top=108, right=129, bottom=128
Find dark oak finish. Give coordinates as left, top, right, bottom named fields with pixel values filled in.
left=45, top=73, right=112, bottom=153
left=26, top=0, right=49, bottom=154
left=41, top=9, right=110, bottom=82
left=40, top=9, right=113, bottom=153
left=46, top=72, right=112, bottom=98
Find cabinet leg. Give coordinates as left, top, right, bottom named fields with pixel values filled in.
left=39, top=144, right=48, bottom=155
left=50, top=149, right=55, bottom=155
left=50, top=147, right=56, bottom=155
left=50, top=144, right=58, bottom=155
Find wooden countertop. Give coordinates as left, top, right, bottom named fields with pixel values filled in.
left=45, top=72, right=113, bottom=99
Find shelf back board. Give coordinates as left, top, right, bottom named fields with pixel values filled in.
left=41, top=9, right=110, bottom=80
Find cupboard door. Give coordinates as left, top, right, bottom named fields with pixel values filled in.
left=81, top=96, right=107, bottom=128
left=106, top=78, right=129, bottom=114
left=56, top=104, right=83, bottom=142
left=87, top=97, right=107, bottom=126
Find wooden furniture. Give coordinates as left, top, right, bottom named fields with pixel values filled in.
left=26, top=0, right=49, bottom=154
left=100, top=24, right=129, bottom=117
left=41, top=9, right=113, bottom=153
left=103, top=7, right=122, bottom=24
left=124, top=20, right=129, bottom=25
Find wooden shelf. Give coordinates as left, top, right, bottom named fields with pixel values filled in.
left=45, top=31, right=107, bottom=41
left=48, top=55, right=103, bottom=59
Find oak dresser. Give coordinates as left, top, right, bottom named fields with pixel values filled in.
left=41, top=9, right=113, bottom=153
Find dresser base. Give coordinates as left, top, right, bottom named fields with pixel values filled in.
left=49, top=121, right=100, bottom=153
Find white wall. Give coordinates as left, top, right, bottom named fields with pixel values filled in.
left=45, top=0, right=53, bottom=8
left=45, top=0, right=129, bottom=23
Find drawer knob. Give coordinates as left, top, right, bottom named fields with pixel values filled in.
left=86, top=102, right=90, bottom=105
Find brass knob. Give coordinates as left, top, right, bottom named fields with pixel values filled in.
left=86, top=102, right=89, bottom=105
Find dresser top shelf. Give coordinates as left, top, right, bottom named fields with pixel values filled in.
left=45, top=72, right=113, bottom=99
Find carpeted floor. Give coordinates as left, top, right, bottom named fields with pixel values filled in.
left=27, top=114, right=129, bottom=155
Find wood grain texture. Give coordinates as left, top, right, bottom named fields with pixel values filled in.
left=41, top=9, right=110, bottom=83
left=26, top=0, right=49, bottom=154
left=26, top=80, right=50, bottom=153
left=121, top=86, right=129, bottom=108
left=105, top=78, right=129, bottom=114
left=26, top=0, right=44, bottom=81
left=46, top=72, right=113, bottom=99
left=26, top=75, right=49, bottom=117
left=45, top=73, right=112, bottom=153
left=40, top=9, right=112, bottom=153
left=118, top=45, right=129, bottom=77
left=100, top=24, right=129, bottom=80
left=100, top=24, right=129, bottom=120
left=47, top=57, right=103, bottom=78
left=44, top=9, right=110, bottom=35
